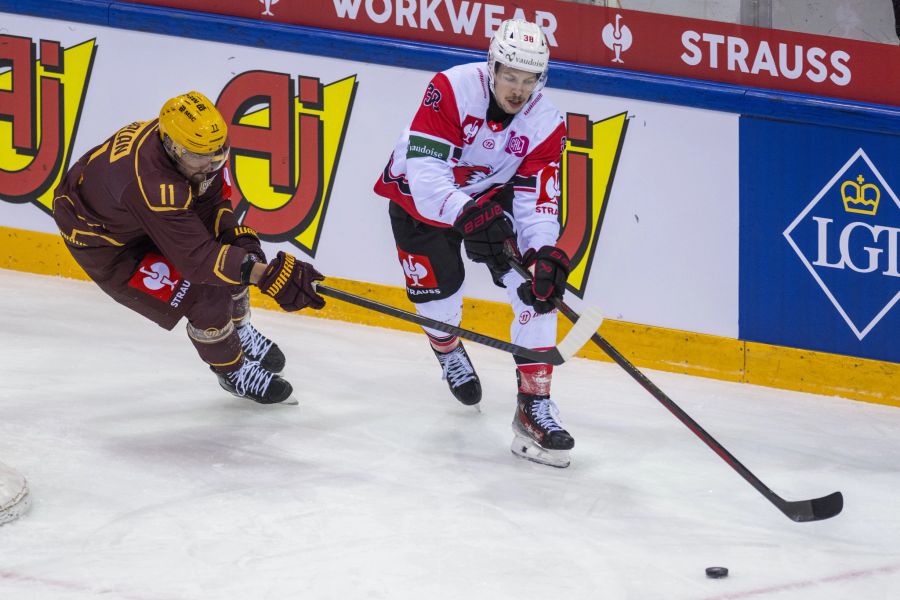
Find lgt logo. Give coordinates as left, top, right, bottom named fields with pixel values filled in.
left=783, top=148, right=900, bottom=340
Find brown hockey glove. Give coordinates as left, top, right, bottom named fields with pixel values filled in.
left=219, top=225, right=266, bottom=264
left=257, top=251, right=326, bottom=312
left=516, top=246, right=570, bottom=314
left=453, top=199, right=516, bottom=272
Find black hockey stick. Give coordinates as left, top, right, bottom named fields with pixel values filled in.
left=508, top=258, right=843, bottom=522
left=313, top=282, right=603, bottom=366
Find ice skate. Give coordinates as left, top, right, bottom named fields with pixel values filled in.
left=236, top=322, right=285, bottom=373
left=511, top=393, right=574, bottom=468
left=433, top=342, right=482, bottom=406
left=215, top=359, right=295, bottom=405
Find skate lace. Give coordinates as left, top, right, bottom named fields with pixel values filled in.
left=438, top=347, right=476, bottom=389
left=228, top=360, right=274, bottom=397
left=528, top=397, right=564, bottom=433
left=237, top=323, right=273, bottom=361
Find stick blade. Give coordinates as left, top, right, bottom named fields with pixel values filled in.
left=556, top=306, right=604, bottom=361
left=780, top=491, right=843, bottom=522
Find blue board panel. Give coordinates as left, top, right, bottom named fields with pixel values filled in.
left=740, top=117, right=900, bottom=362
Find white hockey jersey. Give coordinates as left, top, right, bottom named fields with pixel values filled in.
left=374, top=62, right=567, bottom=252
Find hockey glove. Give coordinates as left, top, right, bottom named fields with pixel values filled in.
left=517, top=246, right=571, bottom=314
left=219, top=225, right=266, bottom=264
left=453, top=199, right=516, bottom=272
left=257, top=251, right=326, bottom=312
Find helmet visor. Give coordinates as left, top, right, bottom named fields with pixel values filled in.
left=177, top=142, right=230, bottom=174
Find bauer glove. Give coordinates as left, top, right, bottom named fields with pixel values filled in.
left=517, top=246, right=570, bottom=314
left=257, top=251, right=325, bottom=312
left=453, top=199, right=516, bottom=272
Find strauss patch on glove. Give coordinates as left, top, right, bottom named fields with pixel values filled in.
left=257, top=251, right=326, bottom=312
left=517, top=246, right=571, bottom=314
left=453, top=199, right=516, bottom=271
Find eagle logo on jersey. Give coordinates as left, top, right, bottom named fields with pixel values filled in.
left=452, top=164, right=492, bottom=187
left=197, top=172, right=218, bottom=196
left=423, top=82, right=442, bottom=112
left=461, top=116, right=485, bottom=145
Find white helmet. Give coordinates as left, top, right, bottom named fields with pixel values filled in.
left=487, top=19, right=550, bottom=95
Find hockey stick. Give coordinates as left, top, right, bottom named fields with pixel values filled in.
left=508, top=259, right=843, bottom=522
left=313, top=282, right=603, bottom=366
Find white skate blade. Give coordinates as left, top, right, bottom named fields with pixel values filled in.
left=510, top=433, right=571, bottom=468
left=556, top=306, right=604, bottom=361
left=0, top=473, right=31, bottom=526
left=279, top=396, right=299, bottom=406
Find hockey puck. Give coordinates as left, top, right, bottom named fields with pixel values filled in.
left=705, top=567, right=729, bottom=579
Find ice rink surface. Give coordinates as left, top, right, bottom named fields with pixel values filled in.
left=1, top=268, right=899, bottom=599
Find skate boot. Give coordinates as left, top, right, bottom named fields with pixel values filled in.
left=236, top=322, right=286, bottom=373
left=433, top=342, right=482, bottom=406
left=215, top=359, right=294, bottom=405
left=511, top=393, right=574, bottom=468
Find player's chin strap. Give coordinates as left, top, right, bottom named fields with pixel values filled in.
left=505, top=246, right=843, bottom=523
left=310, top=281, right=601, bottom=366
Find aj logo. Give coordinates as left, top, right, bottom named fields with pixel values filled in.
left=557, top=111, right=629, bottom=297
left=601, top=14, right=633, bottom=64
left=141, top=262, right=179, bottom=291
left=0, top=36, right=96, bottom=212
left=260, top=0, right=279, bottom=16
left=218, top=70, right=357, bottom=256
left=784, top=148, right=900, bottom=340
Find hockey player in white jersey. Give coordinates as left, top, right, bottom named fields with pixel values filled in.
left=374, top=19, right=574, bottom=468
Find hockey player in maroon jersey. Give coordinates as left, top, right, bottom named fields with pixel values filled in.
left=52, top=91, right=325, bottom=405
left=374, top=20, right=575, bottom=467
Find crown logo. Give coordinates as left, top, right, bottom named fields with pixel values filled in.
left=841, top=175, right=880, bottom=216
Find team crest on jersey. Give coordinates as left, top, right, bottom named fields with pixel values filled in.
left=423, top=82, right=442, bottom=112
left=505, top=131, right=530, bottom=157
left=198, top=172, right=218, bottom=196
left=452, top=164, right=493, bottom=187
left=399, top=250, right=439, bottom=292
left=461, top=116, right=484, bottom=144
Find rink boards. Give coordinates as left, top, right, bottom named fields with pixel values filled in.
left=0, top=4, right=897, bottom=404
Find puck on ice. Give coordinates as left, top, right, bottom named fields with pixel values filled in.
left=705, top=567, right=729, bottom=579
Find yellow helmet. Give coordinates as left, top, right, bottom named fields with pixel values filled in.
left=158, top=91, right=227, bottom=154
